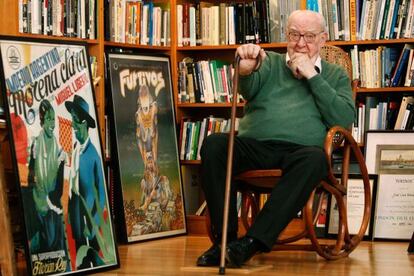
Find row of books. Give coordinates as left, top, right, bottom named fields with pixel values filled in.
left=178, top=58, right=236, bottom=104
left=394, top=96, right=414, bottom=129
left=176, top=0, right=301, bottom=46
left=352, top=96, right=414, bottom=143
left=350, top=44, right=414, bottom=88
left=307, top=0, right=414, bottom=41
left=179, top=116, right=240, bottom=161
left=19, top=0, right=97, bottom=39
left=105, top=0, right=171, bottom=46
left=358, top=0, right=414, bottom=40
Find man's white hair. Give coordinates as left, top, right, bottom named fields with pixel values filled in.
left=287, top=10, right=327, bottom=32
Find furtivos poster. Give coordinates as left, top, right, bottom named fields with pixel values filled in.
left=107, top=53, right=186, bottom=242
left=0, top=37, right=118, bottom=275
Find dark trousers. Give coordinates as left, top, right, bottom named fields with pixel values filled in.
left=200, top=133, right=328, bottom=251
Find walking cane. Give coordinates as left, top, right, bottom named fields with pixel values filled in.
left=219, top=54, right=261, bottom=274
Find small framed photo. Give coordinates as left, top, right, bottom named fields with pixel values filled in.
left=0, top=36, right=119, bottom=275
left=365, top=131, right=414, bottom=174
left=376, top=145, right=414, bottom=174
left=374, top=174, right=414, bottom=240
left=327, top=174, right=377, bottom=240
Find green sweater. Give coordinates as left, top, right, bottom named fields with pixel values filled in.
left=238, top=52, right=356, bottom=147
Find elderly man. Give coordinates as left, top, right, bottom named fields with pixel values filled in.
left=197, top=10, right=355, bottom=267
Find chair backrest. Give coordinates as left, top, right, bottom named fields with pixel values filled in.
left=320, top=45, right=353, bottom=79
left=320, top=45, right=357, bottom=100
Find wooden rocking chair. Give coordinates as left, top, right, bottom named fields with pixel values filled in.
left=211, top=45, right=371, bottom=272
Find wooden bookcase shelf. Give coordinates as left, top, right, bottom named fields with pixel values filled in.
left=0, top=33, right=100, bottom=45
left=104, top=41, right=171, bottom=50
left=180, top=160, right=202, bottom=165
left=177, top=39, right=414, bottom=51
left=172, top=2, right=414, bottom=226
left=327, top=38, right=414, bottom=46
left=356, top=87, right=414, bottom=93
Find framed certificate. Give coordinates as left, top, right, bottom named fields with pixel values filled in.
left=374, top=174, right=414, bottom=240
left=327, top=175, right=377, bottom=240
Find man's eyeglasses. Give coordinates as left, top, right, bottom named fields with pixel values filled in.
left=288, top=31, right=324, bottom=43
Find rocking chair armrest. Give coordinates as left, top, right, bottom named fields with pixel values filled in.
left=324, top=125, right=358, bottom=158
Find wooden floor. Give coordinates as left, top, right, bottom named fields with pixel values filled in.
left=87, top=235, right=414, bottom=276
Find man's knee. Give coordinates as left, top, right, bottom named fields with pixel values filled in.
left=200, top=133, right=228, bottom=159
left=290, top=146, right=327, bottom=171
left=305, top=147, right=328, bottom=175
left=306, top=147, right=326, bottom=161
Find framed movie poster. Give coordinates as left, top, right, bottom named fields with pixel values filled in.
left=0, top=37, right=119, bottom=275
left=107, top=53, right=186, bottom=242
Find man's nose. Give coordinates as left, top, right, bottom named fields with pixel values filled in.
left=297, top=36, right=307, bottom=46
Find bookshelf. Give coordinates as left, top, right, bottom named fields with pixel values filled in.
left=0, top=0, right=106, bottom=138
left=174, top=0, right=414, bottom=237
left=1, top=0, right=414, bottom=237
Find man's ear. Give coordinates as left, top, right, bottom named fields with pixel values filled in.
left=320, top=32, right=328, bottom=46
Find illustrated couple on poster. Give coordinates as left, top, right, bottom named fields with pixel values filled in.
left=25, top=94, right=114, bottom=273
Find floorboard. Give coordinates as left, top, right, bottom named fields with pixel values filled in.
left=88, top=235, right=414, bottom=275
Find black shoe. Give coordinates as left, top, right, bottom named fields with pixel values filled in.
left=196, top=244, right=221, bottom=266
left=226, top=236, right=262, bottom=267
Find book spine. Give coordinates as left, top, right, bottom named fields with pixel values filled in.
left=182, top=2, right=189, bottom=46
left=391, top=45, right=411, bottom=86
left=380, top=0, right=392, bottom=39
left=219, top=3, right=226, bottom=45
left=403, top=0, right=414, bottom=38
left=395, top=0, right=408, bottom=38
left=389, top=0, right=402, bottom=38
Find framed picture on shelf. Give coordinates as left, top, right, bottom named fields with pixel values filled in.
left=327, top=175, right=377, bottom=240
left=365, top=131, right=414, bottom=174
left=0, top=36, right=119, bottom=275
left=106, top=53, right=186, bottom=242
left=374, top=173, right=414, bottom=240
left=375, top=144, right=414, bottom=174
